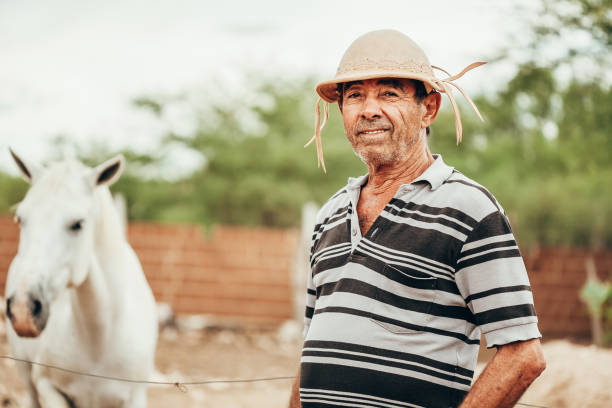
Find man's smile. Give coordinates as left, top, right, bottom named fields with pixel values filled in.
left=357, top=127, right=393, bottom=142
left=359, top=128, right=389, bottom=135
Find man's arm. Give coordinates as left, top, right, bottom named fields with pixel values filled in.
left=459, top=338, right=546, bottom=408
left=288, top=369, right=301, bottom=408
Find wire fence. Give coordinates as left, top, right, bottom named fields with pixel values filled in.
left=0, top=354, right=552, bottom=407
left=0, top=355, right=294, bottom=393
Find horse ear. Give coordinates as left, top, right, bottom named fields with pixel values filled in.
left=9, top=148, right=41, bottom=184
left=93, top=155, right=125, bottom=187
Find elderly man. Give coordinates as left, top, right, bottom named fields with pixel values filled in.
left=289, top=30, right=545, bottom=408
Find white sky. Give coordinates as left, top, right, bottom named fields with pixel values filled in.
left=0, top=0, right=536, bottom=175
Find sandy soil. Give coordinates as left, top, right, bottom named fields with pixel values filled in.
left=2, top=319, right=612, bottom=408
left=517, top=340, right=612, bottom=408
left=147, top=325, right=301, bottom=408
left=0, top=322, right=301, bottom=408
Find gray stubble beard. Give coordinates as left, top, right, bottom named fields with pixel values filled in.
left=350, top=132, right=420, bottom=169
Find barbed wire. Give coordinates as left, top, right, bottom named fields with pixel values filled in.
left=0, top=354, right=552, bottom=407
left=0, top=355, right=295, bottom=393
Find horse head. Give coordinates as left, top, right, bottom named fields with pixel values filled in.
left=5, top=149, right=124, bottom=338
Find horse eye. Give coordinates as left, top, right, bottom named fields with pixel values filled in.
left=70, top=220, right=84, bottom=232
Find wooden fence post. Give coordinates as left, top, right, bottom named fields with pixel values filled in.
left=291, top=202, right=318, bottom=323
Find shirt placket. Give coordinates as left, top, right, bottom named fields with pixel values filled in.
left=348, top=187, right=361, bottom=251
left=347, top=183, right=421, bottom=252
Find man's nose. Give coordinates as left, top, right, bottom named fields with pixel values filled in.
left=360, top=95, right=382, bottom=119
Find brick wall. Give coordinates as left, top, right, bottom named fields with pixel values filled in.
left=1, top=215, right=611, bottom=336
left=0, top=216, right=299, bottom=324
left=128, top=222, right=299, bottom=323
left=526, top=247, right=612, bottom=338
left=0, top=217, right=17, bottom=296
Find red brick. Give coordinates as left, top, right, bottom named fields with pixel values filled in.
left=173, top=296, right=293, bottom=319
left=152, top=280, right=291, bottom=302
left=0, top=213, right=607, bottom=334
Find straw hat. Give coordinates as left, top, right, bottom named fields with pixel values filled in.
left=305, top=29, right=486, bottom=173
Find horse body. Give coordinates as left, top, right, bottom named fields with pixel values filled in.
left=5, top=155, right=157, bottom=408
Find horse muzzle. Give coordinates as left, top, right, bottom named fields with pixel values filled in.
left=6, top=292, right=49, bottom=338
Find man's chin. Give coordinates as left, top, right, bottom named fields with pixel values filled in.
left=354, top=148, right=398, bottom=167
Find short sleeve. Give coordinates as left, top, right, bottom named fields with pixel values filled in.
left=454, top=211, right=541, bottom=348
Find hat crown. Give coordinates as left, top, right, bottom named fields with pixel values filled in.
left=336, top=30, right=433, bottom=77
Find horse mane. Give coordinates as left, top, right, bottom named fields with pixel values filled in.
left=94, top=186, right=126, bottom=249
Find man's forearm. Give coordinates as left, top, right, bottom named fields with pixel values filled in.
left=459, top=339, right=546, bottom=408
left=288, top=370, right=301, bottom=408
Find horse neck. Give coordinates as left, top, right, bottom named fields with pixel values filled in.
left=71, top=187, right=126, bottom=348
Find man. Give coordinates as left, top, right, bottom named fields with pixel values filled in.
left=289, top=30, right=545, bottom=408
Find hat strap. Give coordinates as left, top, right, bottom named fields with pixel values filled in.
left=432, top=62, right=486, bottom=144
left=304, top=97, right=329, bottom=173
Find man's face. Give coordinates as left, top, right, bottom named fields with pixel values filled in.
left=340, top=78, right=428, bottom=167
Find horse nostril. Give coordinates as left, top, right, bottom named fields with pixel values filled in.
left=32, top=299, right=42, bottom=317
left=5, top=297, right=13, bottom=319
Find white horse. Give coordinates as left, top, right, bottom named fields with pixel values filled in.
left=4, top=150, right=158, bottom=408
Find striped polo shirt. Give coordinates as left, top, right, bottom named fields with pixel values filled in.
left=300, top=155, right=541, bottom=408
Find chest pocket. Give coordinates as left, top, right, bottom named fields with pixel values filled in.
left=371, top=263, right=438, bottom=334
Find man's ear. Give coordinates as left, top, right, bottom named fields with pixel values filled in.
left=9, top=148, right=42, bottom=184
left=91, top=155, right=125, bottom=187
left=421, top=92, right=441, bottom=129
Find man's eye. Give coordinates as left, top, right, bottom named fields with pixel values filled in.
left=346, top=92, right=361, bottom=98
left=383, top=91, right=399, bottom=97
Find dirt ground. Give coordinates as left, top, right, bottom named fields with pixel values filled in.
left=146, top=323, right=302, bottom=408
left=2, top=318, right=612, bottom=408
left=0, top=320, right=302, bottom=408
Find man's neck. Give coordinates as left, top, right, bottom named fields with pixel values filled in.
left=364, top=146, right=435, bottom=196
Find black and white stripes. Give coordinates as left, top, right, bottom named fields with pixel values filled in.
left=301, top=155, right=541, bottom=408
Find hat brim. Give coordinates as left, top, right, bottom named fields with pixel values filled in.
left=316, top=70, right=439, bottom=103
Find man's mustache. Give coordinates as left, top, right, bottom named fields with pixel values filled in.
left=354, top=119, right=392, bottom=134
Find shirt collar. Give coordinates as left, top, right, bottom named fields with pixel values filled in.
left=346, top=154, right=454, bottom=191
left=347, top=173, right=368, bottom=190
left=411, top=154, right=454, bottom=191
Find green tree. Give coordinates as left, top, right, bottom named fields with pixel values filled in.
left=429, top=0, right=611, bottom=248
left=1, top=0, right=609, bottom=247
left=136, top=79, right=365, bottom=227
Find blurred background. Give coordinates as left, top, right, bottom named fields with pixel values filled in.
left=0, top=0, right=611, bottom=407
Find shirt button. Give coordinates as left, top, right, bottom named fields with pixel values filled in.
left=352, top=228, right=357, bottom=236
